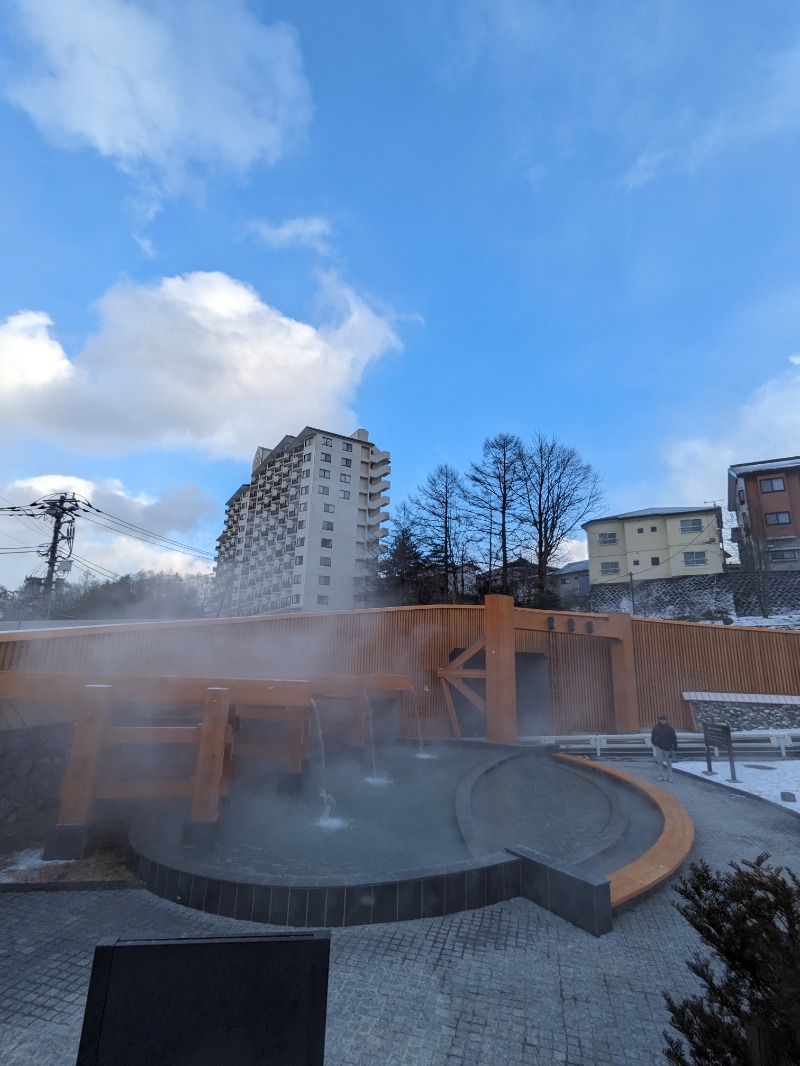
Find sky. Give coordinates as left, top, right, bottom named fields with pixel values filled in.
left=2, top=0, right=800, bottom=591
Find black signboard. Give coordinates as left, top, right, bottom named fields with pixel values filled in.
left=702, top=722, right=737, bottom=782
left=76, top=932, right=330, bottom=1066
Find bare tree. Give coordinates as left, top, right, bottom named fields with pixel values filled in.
left=466, top=433, right=523, bottom=596
left=411, top=464, right=467, bottom=603
left=517, top=433, right=603, bottom=605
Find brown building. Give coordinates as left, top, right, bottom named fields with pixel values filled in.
left=727, top=456, right=800, bottom=570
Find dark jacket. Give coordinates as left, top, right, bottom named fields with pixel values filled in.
left=651, top=722, right=678, bottom=751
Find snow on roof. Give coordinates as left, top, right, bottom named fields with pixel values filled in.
left=555, top=560, right=590, bottom=574
left=584, top=505, right=717, bottom=525
left=728, top=456, right=800, bottom=476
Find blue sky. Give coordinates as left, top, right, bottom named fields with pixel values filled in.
left=2, top=0, right=800, bottom=590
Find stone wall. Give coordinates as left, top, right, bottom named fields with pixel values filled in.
left=689, top=701, right=800, bottom=731
left=588, top=571, right=800, bottom=624
left=0, top=724, right=70, bottom=830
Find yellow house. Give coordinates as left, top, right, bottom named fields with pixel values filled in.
left=583, top=507, right=724, bottom=584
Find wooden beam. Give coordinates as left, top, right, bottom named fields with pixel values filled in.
left=484, top=595, right=517, bottom=742
left=607, top=612, right=640, bottom=732
left=57, top=685, right=112, bottom=825
left=190, top=688, right=232, bottom=823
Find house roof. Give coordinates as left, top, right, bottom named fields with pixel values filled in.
left=728, top=456, right=800, bottom=476
left=583, top=505, right=717, bottom=527
left=555, top=560, right=589, bottom=574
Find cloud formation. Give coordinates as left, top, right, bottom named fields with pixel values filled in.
left=625, top=36, right=800, bottom=187
left=0, top=271, right=401, bottom=459
left=6, top=0, right=312, bottom=192
left=251, top=215, right=334, bottom=256
left=663, top=355, right=800, bottom=504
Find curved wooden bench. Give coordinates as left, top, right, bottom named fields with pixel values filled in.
left=554, top=753, right=695, bottom=909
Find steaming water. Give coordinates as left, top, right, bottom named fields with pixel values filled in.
left=363, top=689, right=393, bottom=785
left=310, top=699, right=351, bottom=829
left=410, top=685, right=437, bottom=760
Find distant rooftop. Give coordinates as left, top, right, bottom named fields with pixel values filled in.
left=583, top=505, right=718, bottom=526
left=728, top=456, right=800, bottom=476
left=555, top=560, right=590, bottom=574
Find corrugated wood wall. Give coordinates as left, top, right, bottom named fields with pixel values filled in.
left=0, top=608, right=485, bottom=737
left=632, top=618, right=800, bottom=729
left=2, top=607, right=799, bottom=735
left=514, top=629, right=616, bottom=734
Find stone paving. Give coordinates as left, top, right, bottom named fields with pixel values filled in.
left=1, top=757, right=800, bottom=1065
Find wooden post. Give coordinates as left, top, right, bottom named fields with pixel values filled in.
left=484, top=595, right=517, bottom=742
left=607, top=613, right=640, bottom=732
left=58, top=684, right=112, bottom=825
left=190, top=687, right=231, bottom=823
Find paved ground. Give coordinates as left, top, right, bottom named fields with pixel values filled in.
left=2, top=757, right=799, bottom=1065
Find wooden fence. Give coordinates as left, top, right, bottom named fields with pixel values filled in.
left=2, top=601, right=799, bottom=736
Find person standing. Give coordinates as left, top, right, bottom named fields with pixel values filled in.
left=651, top=714, right=678, bottom=782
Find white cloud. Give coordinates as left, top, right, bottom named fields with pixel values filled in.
left=0, top=270, right=401, bottom=459
left=251, top=216, right=333, bottom=256
left=6, top=0, right=312, bottom=195
left=0, top=474, right=217, bottom=590
left=624, top=36, right=800, bottom=187
left=0, top=310, right=72, bottom=389
left=663, top=355, right=800, bottom=503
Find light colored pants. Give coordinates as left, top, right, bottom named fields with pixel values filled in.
left=654, top=747, right=673, bottom=780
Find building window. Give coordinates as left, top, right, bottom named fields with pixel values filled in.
left=765, top=511, right=791, bottom=525
left=342, top=442, right=353, bottom=452
left=320, top=556, right=332, bottom=566
left=341, top=457, right=352, bottom=467
left=323, top=503, right=335, bottom=513
left=321, top=452, right=331, bottom=463
left=339, top=489, right=350, bottom=499
left=299, top=503, right=307, bottom=512
left=303, top=453, right=311, bottom=463
left=317, top=595, right=329, bottom=605
left=321, top=538, right=333, bottom=548
left=322, top=520, right=334, bottom=531
left=684, top=551, right=707, bottom=566
left=304, top=437, right=313, bottom=447
left=322, top=437, right=333, bottom=447
left=650, top=526, right=657, bottom=532
left=319, top=575, right=331, bottom=585
left=292, top=595, right=301, bottom=604
left=600, top=561, right=620, bottom=575
left=293, top=575, right=302, bottom=584
left=637, top=527, right=643, bottom=533
left=340, top=473, right=351, bottom=483
left=296, top=537, right=305, bottom=546
left=598, top=532, right=617, bottom=545
left=560, top=578, right=569, bottom=585
left=761, top=478, right=785, bottom=492
left=679, top=518, right=703, bottom=533
left=298, top=520, right=306, bottom=529
left=770, top=549, right=798, bottom=561
left=318, top=485, right=330, bottom=495
left=295, top=555, right=303, bottom=565
left=301, top=485, right=309, bottom=495
left=303, top=469, right=310, bottom=478
left=651, top=556, right=660, bottom=566
left=319, top=468, right=330, bottom=479
left=633, top=559, right=640, bottom=566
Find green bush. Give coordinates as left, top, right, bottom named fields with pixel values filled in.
left=664, top=854, right=800, bottom=1065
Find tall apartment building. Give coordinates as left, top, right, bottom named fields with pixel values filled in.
left=583, top=506, right=724, bottom=584
left=727, top=456, right=800, bottom=570
left=214, top=427, right=390, bottom=615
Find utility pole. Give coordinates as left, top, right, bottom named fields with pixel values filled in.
left=628, top=571, right=636, bottom=616
left=40, top=494, right=79, bottom=619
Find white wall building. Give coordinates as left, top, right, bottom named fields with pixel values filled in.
left=582, top=506, right=724, bottom=585
left=215, top=427, right=390, bottom=615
